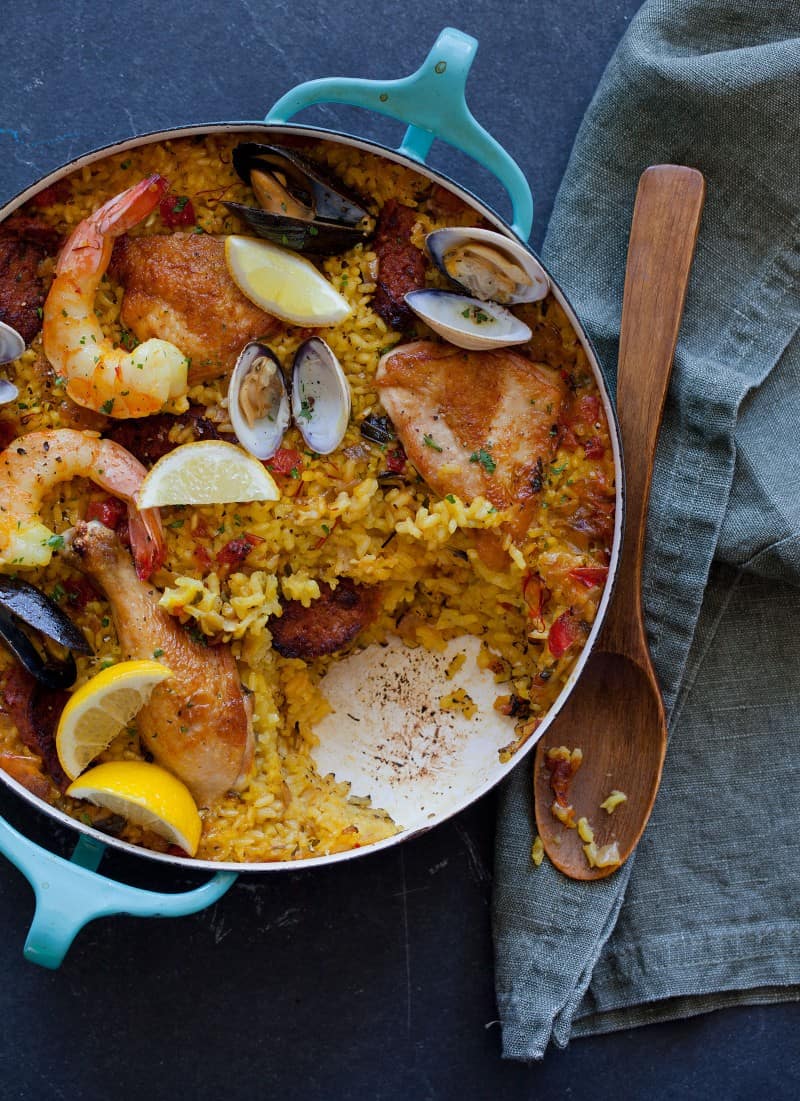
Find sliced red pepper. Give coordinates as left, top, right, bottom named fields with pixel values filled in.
left=547, top=609, right=584, bottom=659
left=568, top=566, right=609, bottom=589
left=215, top=533, right=264, bottom=569
left=583, top=436, right=605, bottom=459
left=266, top=448, right=303, bottom=477
left=159, top=191, right=196, bottom=228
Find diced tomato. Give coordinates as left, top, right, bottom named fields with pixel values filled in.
left=86, top=496, right=128, bottom=531
left=159, top=191, right=196, bottom=228
left=386, top=445, right=407, bottom=474
left=266, top=448, right=303, bottom=477
left=215, top=533, right=264, bottom=569
left=583, top=436, right=605, bottom=459
left=568, top=566, right=609, bottom=589
left=548, top=609, right=584, bottom=659
left=63, top=576, right=98, bottom=611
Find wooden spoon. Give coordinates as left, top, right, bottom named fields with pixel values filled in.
left=533, top=164, right=705, bottom=880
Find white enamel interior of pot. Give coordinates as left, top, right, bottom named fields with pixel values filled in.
left=0, top=123, right=624, bottom=871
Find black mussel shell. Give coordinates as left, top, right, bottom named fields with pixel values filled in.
left=232, top=143, right=369, bottom=226
left=0, top=576, right=90, bottom=652
left=360, top=414, right=396, bottom=445
left=0, top=576, right=91, bottom=689
left=223, top=202, right=368, bottom=255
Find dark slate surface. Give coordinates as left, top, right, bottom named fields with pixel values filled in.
left=1, top=2, right=799, bottom=1097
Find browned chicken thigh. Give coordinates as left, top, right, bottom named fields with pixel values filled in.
left=376, top=340, right=567, bottom=564
left=64, top=521, right=254, bottom=805
left=109, top=232, right=282, bottom=384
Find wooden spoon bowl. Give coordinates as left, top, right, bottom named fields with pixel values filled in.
left=533, top=164, right=706, bottom=880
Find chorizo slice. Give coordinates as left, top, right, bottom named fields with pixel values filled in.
left=270, top=579, right=380, bottom=660
left=372, top=200, right=427, bottom=331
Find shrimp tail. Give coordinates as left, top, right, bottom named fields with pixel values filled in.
left=56, top=175, right=169, bottom=277
left=127, top=505, right=165, bottom=581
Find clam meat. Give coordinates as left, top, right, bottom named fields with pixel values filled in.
left=224, top=143, right=372, bottom=255
left=404, top=290, right=532, bottom=351
left=426, top=227, right=549, bottom=305
left=228, top=341, right=291, bottom=461
left=292, top=337, right=351, bottom=455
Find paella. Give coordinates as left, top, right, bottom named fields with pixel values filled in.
left=0, top=133, right=615, bottom=862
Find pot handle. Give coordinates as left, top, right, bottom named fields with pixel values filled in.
left=265, top=27, right=534, bottom=241
left=0, top=813, right=236, bottom=969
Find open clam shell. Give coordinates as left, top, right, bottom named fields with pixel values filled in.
left=228, top=341, right=291, bottom=461
left=0, top=321, right=24, bottom=404
left=404, top=290, right=532, bottom=351
left=292, top=337, right=351, bottom=455
left=0, top=320, right=25, bottom=363
left=426, top=227, right=549, bottom=305
left=225, top=143, right=372, bottom=255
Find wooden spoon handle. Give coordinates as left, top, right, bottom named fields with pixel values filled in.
left=602, top=165, right=705, bottom=658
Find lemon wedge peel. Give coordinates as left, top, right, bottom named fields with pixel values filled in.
left=56, top=659, right=172, bottom=781
left=67, top=761, right=202, bottom=856
left=225, top=235, right=352, bottom=326
left=137, top=440, right=280, bottom=508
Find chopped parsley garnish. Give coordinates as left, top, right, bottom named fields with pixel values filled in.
left=153, top=648, right=164, bottom=659
left=172, top=195, right=190, bottom=214
left=298, top=397, right=313, bottom=422
left=445, top=494, right=456, bottom=503
left=460, top=305, right=494, bottom=325
left=46, top=534, right=65, bottom=549
left=167, top=519, right=185, bottom=530
left=50, top=583, right=66, bottom=602
left=469, top=446, right=496, bottom=474
left=120, top=159, right=132, bottom=169
left=423, top=434, right=443, bottom=451
left=100, top=398, right=114, bottom=415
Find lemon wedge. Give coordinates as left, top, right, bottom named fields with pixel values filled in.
left=225, top=235, right=352, bottom=326
left=56, top=659, right=172, bottom=780
left=137, top=440, right=280, bottom=507
left=67, top=761, right=202, bottom=856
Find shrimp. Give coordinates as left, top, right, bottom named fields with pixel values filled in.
left=42, top=174, right=189, bottom=419
left=0, top=428, right=164, bottom=580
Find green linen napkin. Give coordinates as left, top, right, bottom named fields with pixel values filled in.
left=493, top=0, right=800, bottom=1059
